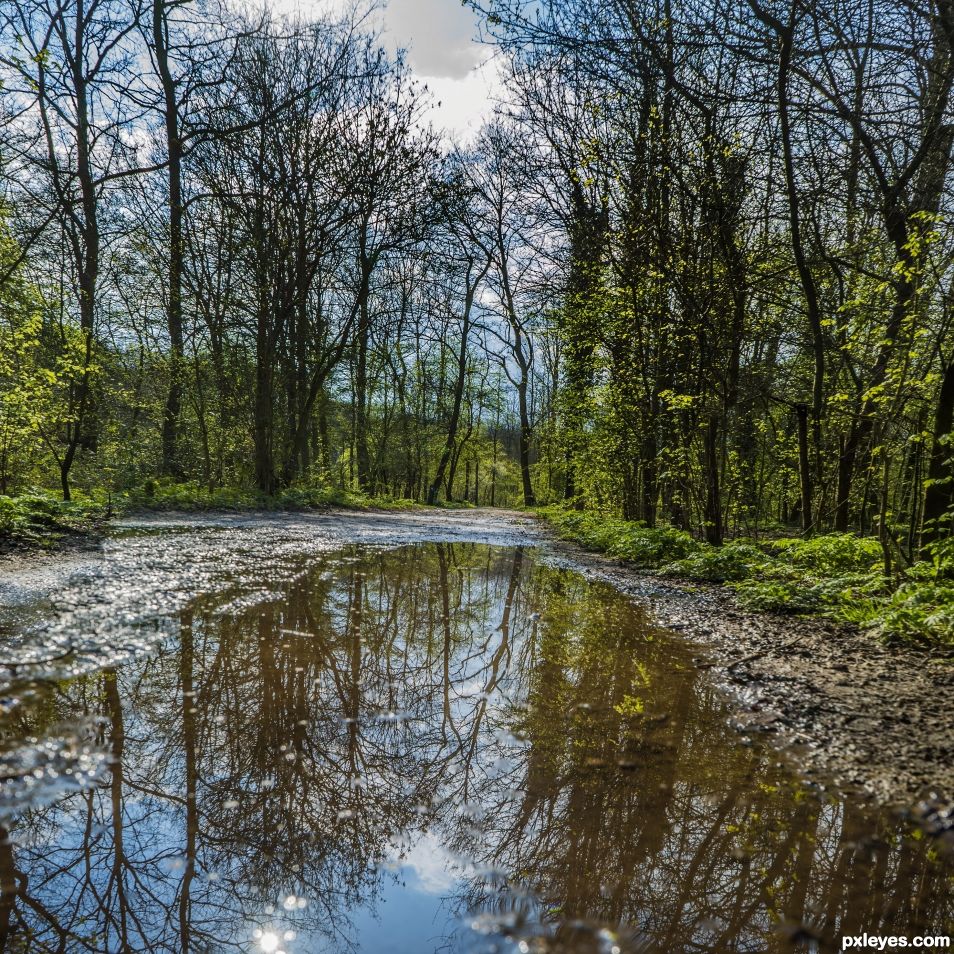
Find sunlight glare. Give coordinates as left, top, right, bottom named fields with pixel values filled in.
left=258, top=931, right=280, bottom=953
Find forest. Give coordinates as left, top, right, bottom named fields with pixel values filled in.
left=2, top=0, right=954, bottom=636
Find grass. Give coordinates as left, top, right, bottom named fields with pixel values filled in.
left=538, top=505, right=954, bottom=648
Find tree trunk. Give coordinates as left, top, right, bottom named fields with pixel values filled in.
left=254, top=353, right=275, bottom=495
left=703, top=413, right=723, bottom=546
left=771, top=10, right=827, bottom=487
left=517, top=379, right=535, bottom=507
left=796, top=402, right=813, bottom=535
left=640, top=429, right=658, bottom=527
left=354, top=250, right=374, bottom=493
left=427, top=259, right=485, bottom=504
left=154, top=0, right=185, bottom=479
left=834, top=425, right=860, bottom=532
left=56, top=2, right=99, bottom=501
left=922, top=357, right=954, bottom=548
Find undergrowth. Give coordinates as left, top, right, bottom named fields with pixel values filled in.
left=122, top=480, right=421, bottom=513
left=0, top=482, right=420, bottom=549
left=0, top=492, right=105, bottom=547
left=539, top=505, right=953, bottom=647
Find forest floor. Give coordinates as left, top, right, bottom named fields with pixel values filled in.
left=1, top=506, right=951, bottom=813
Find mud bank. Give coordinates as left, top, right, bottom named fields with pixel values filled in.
left=541, top=530, right=954, bottom=809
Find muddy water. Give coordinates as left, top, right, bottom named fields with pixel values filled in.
left=0, top=541, right=952, bottom=953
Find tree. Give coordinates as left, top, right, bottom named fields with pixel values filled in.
left=0, top=0, right=144, bottom=498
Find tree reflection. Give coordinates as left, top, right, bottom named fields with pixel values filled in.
left=448, top=570, right=954, bottom=953
left=0, top=544, right=950, bottom=953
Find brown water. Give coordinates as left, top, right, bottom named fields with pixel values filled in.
left=0, top=542, right=952, bottom=953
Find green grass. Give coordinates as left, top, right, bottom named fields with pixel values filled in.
left=537, top=505, right=954, bottom=648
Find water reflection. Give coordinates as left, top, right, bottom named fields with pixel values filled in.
left=0, top=543, right=951, bottom=952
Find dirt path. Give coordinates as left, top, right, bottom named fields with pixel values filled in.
left=2, top=506, right=951, bottom=810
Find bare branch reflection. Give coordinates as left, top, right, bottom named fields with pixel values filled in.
left=0, top=544, right=950, bottom=953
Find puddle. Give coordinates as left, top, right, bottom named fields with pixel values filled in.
left=0, top=542, right=951, bottom=952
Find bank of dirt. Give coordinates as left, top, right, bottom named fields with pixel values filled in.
left=539, top=525, right=954, bottom=814
left=1, top=506, right=951, bottom=818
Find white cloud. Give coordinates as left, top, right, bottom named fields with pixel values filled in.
left=382, top=0, right=503, bottom=139
left=420, top=54, right=504, bottom=142
left=390, top=830, right=460, bottom=893
left=383, top=0, right=482, bottom=78
left=271, top=0, right=503, bottom=138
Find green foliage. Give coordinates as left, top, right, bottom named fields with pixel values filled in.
left=0, top=216, right=61, bottom=493
left=732, top=579, right=825, bottom=614
left=119, top=480, right=420, bottom=514
left=541, top=506, right=695, bottom=567
left=539, top=506, right=954, bottom=645
left=0, top=492, right=102, bottom=544
left=663, top=540, right=770, bottom=582
left=766, top=534, right=882, bottom=574
left=122, top=481, right=261, bottom=512
left=731, top=557, right=954, bottom=646
left=728, top=537, right=885, bottom=619
left=859, top=581, right=954, bottom=646
left=274, top=486, right=419, bottom=511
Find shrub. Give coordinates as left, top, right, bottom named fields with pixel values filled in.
left=733, top=578, right=824, bottom=614
left=540, top=507, right=697, bottom=568
left=767, top=534, right=881, bottom=574
left=120, top=481, right=420, bottom=514
left=604, top=524, right=696, bottom=566
left=123, top=481, right=260, bottom=512
left=0, top=492, right=100, bottom=543
left=662, top=540, right=769, bottom=582
left=275, top=486, right=417, bottom=511
left=0, top=495, right=29, bottom=535
left=862, top=581, right=954, bottom=646
left=537, top=507, right=954, bottom=644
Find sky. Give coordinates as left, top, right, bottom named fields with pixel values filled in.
left=304, top=0, right=506, bottom=139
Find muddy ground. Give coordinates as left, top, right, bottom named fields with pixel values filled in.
left=1, top=506, right=951, bottom=811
